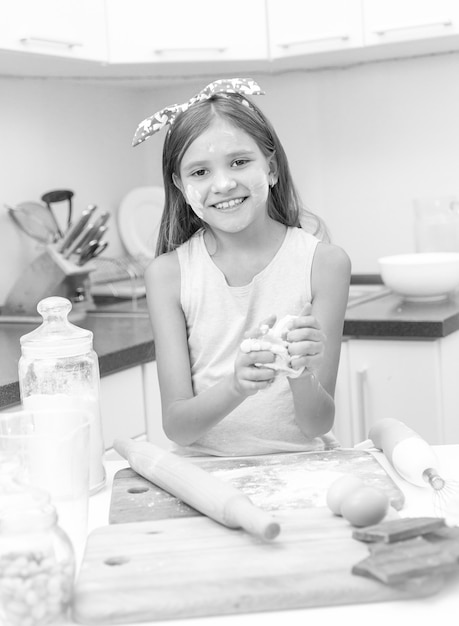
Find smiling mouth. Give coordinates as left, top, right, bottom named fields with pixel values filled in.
left=213, top=197, right=246, bottom=210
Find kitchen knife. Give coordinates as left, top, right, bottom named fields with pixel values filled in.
left=76, top=224, right=108, bottom=253
left=77, top=240, right=108, bottom=265
left=87, top=211, right=110, bottom=235
left=92, top=240, right=108, bottom=258
left=113, top=438, right=281, bottom=541
left=59, top=205, right=97, bottom=253
left=64, top=223, right=107, bottom=259
left=72, top=213, right=110, bottom=251
left=77, top=240, right=99, bottom=266
left=63, top=224, right=95, bottom=259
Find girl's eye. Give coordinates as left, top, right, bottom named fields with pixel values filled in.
left=191, top=168, right=208, bottom=177
left=232, top=159, right=249, bottom=168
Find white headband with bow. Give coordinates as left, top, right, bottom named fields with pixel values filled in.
left=132, top=77, right=265, bottom=147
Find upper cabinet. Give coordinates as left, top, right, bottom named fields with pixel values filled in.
left=0, top=0, right=107, bottom=61
left=363, top=0, right=459, bottom=46
left=105, top=0, right=268, bottom=64
left=267, top=0, right=459, bottom=70
left=1, top=0, right=459, bottom=78
left=268, top=0, right=363, bottom=59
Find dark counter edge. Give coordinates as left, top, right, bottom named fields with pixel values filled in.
left=3, top=314, right=455, bottom=410
left=0, top=339, right=155, bottom=411
left=3, top=276, right=459, bottom=408
left=343, top=317, right=459, bottom=338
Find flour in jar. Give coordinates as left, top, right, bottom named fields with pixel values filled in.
left=23, top=393, right=106, bottom=493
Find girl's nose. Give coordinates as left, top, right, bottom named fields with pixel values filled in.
left=210, top=172, right=237, bottom=193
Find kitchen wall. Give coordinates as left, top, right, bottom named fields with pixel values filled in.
left=1, top=49, right=459, bottom=304
left=0, top=78, right=147, bottom=304
left=137, top=51, right=459, bottom=272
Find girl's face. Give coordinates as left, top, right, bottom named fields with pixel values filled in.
left=174, top=118, right=276, bottom=234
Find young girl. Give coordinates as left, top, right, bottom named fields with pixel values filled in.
left=133, top=78, right=351, bottom=457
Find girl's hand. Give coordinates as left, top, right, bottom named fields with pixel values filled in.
left=233, top=316, right=277, bottom=396
left=244, top=314, right=277, bottom=340
left=285, top=304, right=325, bottom=375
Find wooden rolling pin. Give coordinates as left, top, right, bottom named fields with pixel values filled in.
left=113, top=439, right=281, bottom=541
left=368, top=418, right=445, bottom=490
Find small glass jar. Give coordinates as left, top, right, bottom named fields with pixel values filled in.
left=18, top=296, right=105, bottom=493
left=0, top=455, right=75, bottom=626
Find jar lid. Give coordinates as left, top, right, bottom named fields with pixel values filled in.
left=20, top=296, right=93, bottom=357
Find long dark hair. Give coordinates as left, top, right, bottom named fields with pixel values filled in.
left=156, top=94, right=328, bottom=255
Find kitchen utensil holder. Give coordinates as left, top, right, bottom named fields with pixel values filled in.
left=3, top=245, right=95, bottom=320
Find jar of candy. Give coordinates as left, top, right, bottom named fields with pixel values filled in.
left=0, top=454, right=75, bottom=625
left=18, top=296, right=105, bottom=493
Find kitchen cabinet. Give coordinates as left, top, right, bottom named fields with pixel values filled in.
left=333, top=340, right=354, bottom=447
left=363, top=0, right=459, bottom=47
left=437, top=330, right=459, bottom=445
left=105, top=0, right=268, bottom=64
left=100, top=365, right=146, bottom=449
left=347, top=338, right=442, bottom=445
left=95, top=362, right=172, bottom=450
left=334, top=333, right=459, bottom=448
left=0, top=0, right=107, bottom=61
left=267, top=0, right=363, bottom=59
left=267, top=0, right=459, bottom=70
left=142, top=360, right=172, bottom=449
left=1, top=0, right=459, bottom=78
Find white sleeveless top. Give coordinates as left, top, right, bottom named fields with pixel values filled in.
left=175, top=226, right=337, bottom=456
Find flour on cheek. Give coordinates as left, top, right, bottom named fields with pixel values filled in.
left=185, top=184, right=205, bottom=219
left=249, top=172, right=270, bottom=203
left=228, top=170, right=270, bottom=232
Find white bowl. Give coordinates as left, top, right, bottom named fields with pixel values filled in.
left=378, top=252, right=459, bottom=300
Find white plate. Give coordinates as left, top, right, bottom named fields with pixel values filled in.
left=117, top=186, right=164, bottom=257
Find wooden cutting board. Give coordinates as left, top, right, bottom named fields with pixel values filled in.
left=72, top=508, right=443, bottom=625
left=109, top=448, right=405, bottom=524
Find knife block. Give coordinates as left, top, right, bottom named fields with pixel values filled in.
left=2, top=245, right=96, bottom=320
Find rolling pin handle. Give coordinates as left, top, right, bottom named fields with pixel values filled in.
left=224, top=495, right=281, bottom=541
left=113, top=438, right=281, bottom=542
left=368, top=418, right=419, bottom=459
left=113, top=438, right=135, bottom=460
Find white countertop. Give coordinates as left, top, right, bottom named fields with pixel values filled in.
left=65, top=446, right=459, bottom=626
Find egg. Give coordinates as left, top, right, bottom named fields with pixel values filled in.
left=340, top=486, right=389, bottom=527
left=326, top=474, right=364, bottom=516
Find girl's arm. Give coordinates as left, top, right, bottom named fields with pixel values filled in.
left=145, top=252, right=276, bottom=446
left=287, top=242, right=351, bottom=438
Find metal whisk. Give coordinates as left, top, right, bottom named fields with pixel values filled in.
left=367, top=418, right=459, bottom=521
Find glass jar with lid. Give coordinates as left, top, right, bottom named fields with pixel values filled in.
left=0, top=454, right=75, bottom=626
left=18, top=296, right=105, bottom=493
left=414, top=196, right=459, bottom=252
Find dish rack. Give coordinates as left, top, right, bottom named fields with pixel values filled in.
left=89, top=255, right=152, bottom=299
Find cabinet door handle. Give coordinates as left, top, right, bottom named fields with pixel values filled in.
left=373, top=20, right=452, bottom=36
left=278, top=34, right=350, bottom=49
left=153, top=47, right=227, bottom=55
left=355, top=367, right=368, bottom=443
left=20, top=37, right=83, bottom=49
